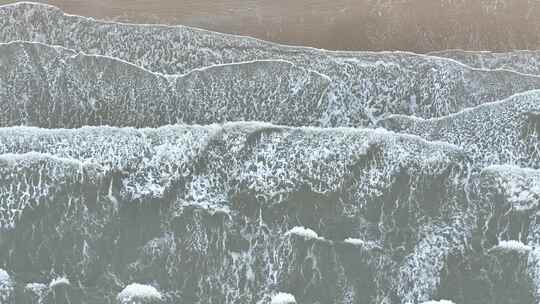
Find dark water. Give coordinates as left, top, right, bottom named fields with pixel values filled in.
left=1, top=0, right=540, bottom=51
left=1, top=2, right=540, bottom=304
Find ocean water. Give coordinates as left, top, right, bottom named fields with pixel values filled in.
left=0, top=0, right=539, bottom=51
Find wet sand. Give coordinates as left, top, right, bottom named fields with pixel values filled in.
left=1, top=0, right=539, bottom=51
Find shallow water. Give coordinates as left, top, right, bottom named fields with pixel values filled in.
left=1, top=0, right=539, bottom=51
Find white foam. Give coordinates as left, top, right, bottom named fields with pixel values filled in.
left=285, top=226, right=321, bottom=240
left=271, top=292, right=297, bottom=304
left=495, top=240, right=532, bottom=253
left=117, top=283, right=162, bottom=303
left=25, top=283, right=48, bottom=298
left=344, top=238, right=366, bottom=246
left=0, top=269, right=12, bottom=288
left=49, top=276, right=70, bottom=288
left=25, top=282, right=47, bottom=291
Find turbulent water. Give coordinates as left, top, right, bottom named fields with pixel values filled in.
left=4, top=2, right=540, bottom=127
left=0, top=2, right=539, bottom=304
